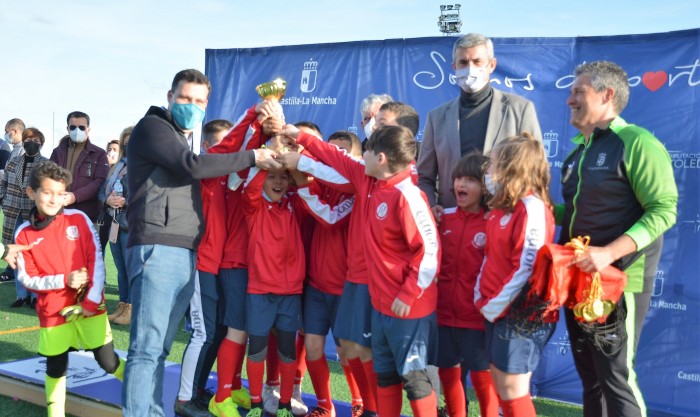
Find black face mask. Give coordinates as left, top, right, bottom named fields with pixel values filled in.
left=23, top=141, right=41, bottom=156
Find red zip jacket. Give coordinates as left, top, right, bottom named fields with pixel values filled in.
left=212, top=105, right=266, bottom=270
left=297, top=181, right=354, bottom=295
left=197, top=174, right=227, bottom=274
left=437, top=207, right=488, bottom=329
left=15, top=209, right=106, bottom=327
left=197, top=105, right=264, bottom=273
left=474, top=195, right=555, bottom=322
left=296, top=131, right=440, bottom=319
left=296, top=153, right=367, bottom=284
left=241, top=167, right=308, bottom=295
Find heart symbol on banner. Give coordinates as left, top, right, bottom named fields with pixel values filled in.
left=642, top=71, right=668, bottom=92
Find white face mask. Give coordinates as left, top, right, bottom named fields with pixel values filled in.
left=107, top=150, right=118, bottom=160
left=363, top=117, right=375, bottom=139
left=455, top=66, right=489, bottom=93
left=484, top=173, right=499, bottom=195
left=3, top=133, right=10, bottom=142
left=69, top=129, right=87, bottom=143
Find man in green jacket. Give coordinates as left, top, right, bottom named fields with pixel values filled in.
left=559, top=60, right=678, bottom=417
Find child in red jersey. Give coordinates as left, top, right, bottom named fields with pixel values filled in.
left=473, top=133, right=556, bottom=417
left=15, top=161, right=124, bottom=417
left=280, top=124, right=440, bottom=417
left=295, top=131, right=364, bottom=417
left=241, top=152, right=310, bottom=417
left=436, top=152, right=498, bottom=417
left=205, top=103, right=278, bottom=417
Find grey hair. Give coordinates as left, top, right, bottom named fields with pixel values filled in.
left=452, top=33, right=494, bottom=62
left=5, top=118, right=26, bottom=132
left=575, top=61, right=630, bottom=114
left=360, top=94, right=393, bottom=115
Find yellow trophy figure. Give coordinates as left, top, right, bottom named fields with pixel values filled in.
left=255, top=78, right=289, bottom=152
left=256, top=78, right=287, bottom=103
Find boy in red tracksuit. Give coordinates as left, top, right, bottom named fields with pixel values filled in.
left=241, top=160, right=310, bottom=417
left=473, top=133, right=556, bottom=417
left=281, top=124, right=441, bottom=417
left=292, top=139, right=379, bottom=417
left=16, top=161, right=125, bottom=417
left=436, top=153, right=498, bottom=417
left=294, top=130, right=365, bottom=417
left=204, top=103, right=277, bottom=417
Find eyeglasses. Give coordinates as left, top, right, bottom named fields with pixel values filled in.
left=69, top=125, right=87, bottom=131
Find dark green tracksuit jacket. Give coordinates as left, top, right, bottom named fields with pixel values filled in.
left=558, top=116, right=678, bottom=293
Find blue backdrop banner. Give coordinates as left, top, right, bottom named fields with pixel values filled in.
left=205, top=29, right=700, bottom=417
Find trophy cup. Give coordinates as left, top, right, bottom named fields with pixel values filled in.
left=256, top=78, right=287, bottom=102
left=256, top=78, right=289, bottom=152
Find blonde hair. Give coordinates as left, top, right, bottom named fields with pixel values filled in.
left=118, top=126, right=134, bottom=160
left=487, top=132, right=552, bottom=212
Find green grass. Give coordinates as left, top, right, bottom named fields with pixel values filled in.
left=0, top=216, right=583, bottom=416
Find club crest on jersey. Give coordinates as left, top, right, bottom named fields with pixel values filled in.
left=596, top=153, right=607, bottom=166
left=376, top=202, right=388, bottom=220
left=499, top=213, right=512, bottom=228
left=473, top=232, right=486, bottom=248
left=66, top=226, right=79, bottom=240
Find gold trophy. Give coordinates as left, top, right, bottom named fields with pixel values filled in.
left=256, top=78, right=287, bottom=102
left=256, top=78, right=289, bottom=152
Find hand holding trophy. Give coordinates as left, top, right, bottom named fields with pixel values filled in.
left=255, top=78, right=287, bottom=141
left=256, top=78, right=293, bottom=153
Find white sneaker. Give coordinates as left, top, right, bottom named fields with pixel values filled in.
left=263, top=384, right=280, bottom=415
left=290, top=384, right=308, bottom=416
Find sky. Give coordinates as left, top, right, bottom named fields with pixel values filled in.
left=1, top=0, right=698, bottom=153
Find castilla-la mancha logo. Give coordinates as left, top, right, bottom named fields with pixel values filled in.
left=543, top=131, right=559, bottom=158
left=301, top=59, right=318, bottom=93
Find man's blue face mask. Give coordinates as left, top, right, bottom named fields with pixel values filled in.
left=171, top=102, right=205, bottom=130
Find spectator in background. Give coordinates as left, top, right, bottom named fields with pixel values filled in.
left=2, top=118, right=26, bottom=171
left=98, top=129, right=132, bottom=254
left=359, top=94, right=392, bottom=151
left=49, top=111, right=110, bottom=223
left=0, top=127, right=48, bottom=304
left=417, top=33, right=542, bottom=219
left=106, top=139, right=120, bottom=167
left=101, top=126, right=133, bottom=326
left=0, top=118, right=29, bottom=283
left=0, top=126, right=12, bottom=170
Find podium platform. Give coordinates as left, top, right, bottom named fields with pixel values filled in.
left=0, top=350, right=363, bottom=417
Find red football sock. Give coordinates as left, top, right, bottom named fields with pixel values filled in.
left=215, top=338, right=236, bottom=402
left=279, top=359, right=297, bottom=404
left=266, top=333, right=280, bottom=386
left=247, top=359, right=266, bottom=404
left=409, top=389, right=438, bottom=417
left=361, top=359, right=379, bottom=412
left=307, top=355, right=333, bottom=410
left=438, top=367, right=466, bottom=417
left=341, top=363, right=363, bottom=406
left=348, top=358, right=377, bottom=412
left=499, top=394, right=536, bottom=417
left=471, top=370, right=499, bottom=417
left=295, top=333, right=307, bottom=384
left=377, top=383, right=403, bottom=417
left=230, top=339, right=247, bottom=391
